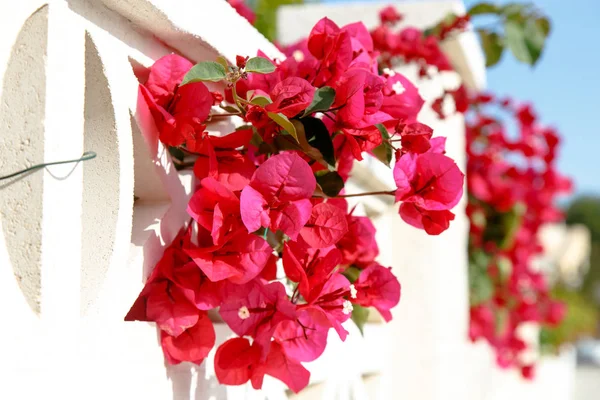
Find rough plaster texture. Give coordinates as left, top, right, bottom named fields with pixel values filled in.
left=0, top=5, right=48, bottom=313
left=80, top=33, right=120, bottom=313
left=1, top=0, right=285, bottom=398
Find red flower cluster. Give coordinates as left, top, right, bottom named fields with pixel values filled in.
left=371, top=8, right=453, bottom=73
left=367, top=5, right=571, bottom=377
left=466, top=94, right=572, bottom=378
left=128, top=16, right=463, bottom=393
left=371, top=7, right=470, bottom=115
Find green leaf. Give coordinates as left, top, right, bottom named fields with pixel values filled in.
left=494, top=308, right=509, bottom=336
left=168, top=146, right=185, bottom=163
left=181, top=61, right=226, bottom=84
left=468, top=2, right=500, bottom=16
left=301, top=117, right=336, bottom=166
left=372, top=143, right=393, bottom=167
left=500, top=203, right=524, bottom=249
left=267, top=112, right=297, bottom=141
left=216, top=55, right=229, bottom=70
left=536, top=16, right=551, bottom=37
left=220, top=105, right=241, bottom=114
left=496, top=255, right=513, bottom=282
left=501, top=3, right=527, bottom=17
left=250, top=96, right=272, bottom=107
left=375, top=123, right=390, bottom=140
left=469, top=264, right=494, bottom=305
left=245, top=56, right=276, bottom=74
left=523, top=18, right=547, bottom=65
left=290, top=119, right=329, bottom=167
left=342, top=266, right=361, bottom=283
left=372, top=124, right=393, bottom=166
left=302, top=86, right=336, bottom=117
left=315, top=171, right=345, bottom=197
left=351, top=305, right=370, bottom=336
left=477, top=29, right=504, bottom=67
left=250, top=129, right=264, bottom=147
left=504, top=20, right=534, bottom=65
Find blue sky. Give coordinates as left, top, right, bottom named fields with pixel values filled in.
left=323, top=0, right=600, bottom=198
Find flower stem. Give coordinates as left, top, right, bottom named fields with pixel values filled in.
left=209, top=112, right=241, bottom=118
left=178, top=147, right=202, bottom=156
left=336, top=190, right=396, bottom=198
left=231, top=84, right=244, bottom=116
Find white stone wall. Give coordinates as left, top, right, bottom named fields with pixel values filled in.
left=0, top=1, right=282, bottom=399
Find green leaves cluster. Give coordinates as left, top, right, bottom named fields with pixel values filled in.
left=467, top=2, right=552, bottom=67
left=181, top=56, right=275, bottom=85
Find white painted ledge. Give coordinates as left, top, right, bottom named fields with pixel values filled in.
left=101, top=0, right=284, bottom=64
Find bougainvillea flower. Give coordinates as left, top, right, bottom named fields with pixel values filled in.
left=283, top=240, right=342, bottom=301
left=353, top=263, right=401, bottom=322
left=259, top=253, right=279, bottom=281
left=334, top=68, right=390, bottom=129
left=192, top=129, right=255, bottom=191
left=342, top=22, right=374, bottom=54
left=142, top=280, right=200, bottom=337
left=379, top=5, right=403, bottom=24
left=251, top=341, right=311, bottom=393
left=341, top=22, right=378, bottom=72
left=240, top=152, right=316, bottom=239
left=214, top=337, right=261, bottom=386
left=381, top=72, right=424, bottom=123
left=187, top=177, right=243, bottom=245
left=520, top=364, right=535, bottom=380
left=193, top=149, right=255, bottom=192
left=245, top=104, right=271, bottom=129
left=189, top=127, right=253, bottom=155
left=399, top=202, right=456, bottom=235
left=145, top=54, right=193, bottom=107
left=300, top=202, right=349, bottom=248
left=429, top=136, right=447, bottom=154
left=336, top=214, right=379, bottom=268
left=185, top=232, right=273, bottom=285
left=274, top=308, right=330, bottom=362
left=397, top=122, right=433, bottom=154
left=214, top=338, right=310, bottom=393
left=307, top=18, right=353, bottom=86
left=219, top=280, right=296, bottom=355
left=140, top=54, right=212, bottom=147
left=140, top=84, right=210, bottom=147
left=545, top=301, right=566, bottom=325
left=516, top=104, right=536, bottom=126
left=265, top=77, right=316, bottom=118
left=394, top=152, right=464, bottom=211
left=449, top=85, right=469, bottom=113
left=161, top=311, right=216, bottom=364
left=125, top=228, right=216, bottom=329
left=336, top=126, right=383, bottom=161
left=307, top=273, right=353, bottom=340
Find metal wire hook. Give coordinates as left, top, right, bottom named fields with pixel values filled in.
left=0, top=151, right=97, bottom=181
